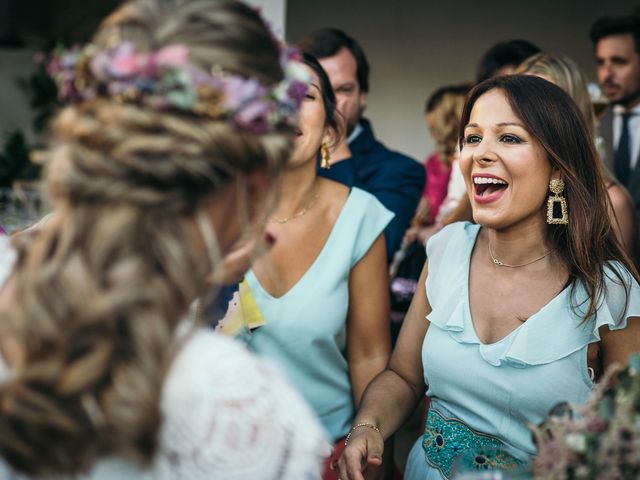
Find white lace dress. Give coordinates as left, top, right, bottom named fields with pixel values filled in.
left=0, top=235, right=329, bottom=479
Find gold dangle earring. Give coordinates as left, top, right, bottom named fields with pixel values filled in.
left=546, top=178, right=568, bottom=225
left=320, top=142, right=331, bottom=169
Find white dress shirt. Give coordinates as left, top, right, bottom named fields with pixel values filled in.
left=613, top=104, right=640, bottom=168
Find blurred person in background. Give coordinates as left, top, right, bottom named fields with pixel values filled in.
left=518, top=51, right=636, bottom=259
left=299, top=28, right=424, bottom=263
left=590, top=16, right=640, bottom=234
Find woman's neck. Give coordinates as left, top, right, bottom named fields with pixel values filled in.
left=485, top=217, right=551, bottom=267
left=273, top=162, right=318, bottom=219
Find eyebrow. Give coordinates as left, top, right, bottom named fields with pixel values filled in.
left=309, top=83, right=321, bottom=93
left=464, top=122, right=526, bottom=129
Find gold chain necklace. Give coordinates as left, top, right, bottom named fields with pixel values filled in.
left=488, top=243, right=551, bottom=268
left=270, top=184, right=320, bottom=224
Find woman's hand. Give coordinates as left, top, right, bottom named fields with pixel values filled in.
left=413, top=197, right=432, bottom=226
left=335, top=427, right=384, bottom=480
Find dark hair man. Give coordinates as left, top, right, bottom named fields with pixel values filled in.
left=475, top=39, right=541, bottom=83
left=299, top=28, right=425, bottom=262
left=590, top=16, right=640, bottom=196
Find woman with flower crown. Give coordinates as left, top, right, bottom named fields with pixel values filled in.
left=336, top=75, right=640, bottom=480
left=0, top=0, right=329, bottom=479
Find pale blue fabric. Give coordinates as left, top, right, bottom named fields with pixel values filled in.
left=405, top=221, right=640, bottom=479
left=246, top=187, right=393, bottom=441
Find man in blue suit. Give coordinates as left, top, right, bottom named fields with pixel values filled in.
left=300, top=29, right=425, bottom=262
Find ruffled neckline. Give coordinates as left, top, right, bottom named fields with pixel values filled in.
left=426, top=223, right=632, bottom=368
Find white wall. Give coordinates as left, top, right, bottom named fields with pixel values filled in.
left=0, top=48, right=38, bottom=142
left=245, top=0, right=287, bottom=38
left=287, top=0, right=637, bottom=162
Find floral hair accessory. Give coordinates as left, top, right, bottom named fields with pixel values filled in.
left=45, top=42, right=310, bottom=134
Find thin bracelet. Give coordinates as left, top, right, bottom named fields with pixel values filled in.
left=344, top=423, right=381, bottom=446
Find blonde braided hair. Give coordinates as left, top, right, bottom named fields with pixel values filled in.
left=0, top=0, right=293, bottom=475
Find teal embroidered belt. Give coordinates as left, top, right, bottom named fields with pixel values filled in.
left=421, top=409, right=526, bottom=479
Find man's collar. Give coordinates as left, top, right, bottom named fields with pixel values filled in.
left=613, top=104, right=640, bottom=115
left=347, top=118, right=376, bottom=156
left=347, top=122, right=363, bottom=144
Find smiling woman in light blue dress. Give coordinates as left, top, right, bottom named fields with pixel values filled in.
left=336, top=75, right=640, bottom=480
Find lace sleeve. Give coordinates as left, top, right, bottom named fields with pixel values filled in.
left=150, top=330, right=330, bottom=480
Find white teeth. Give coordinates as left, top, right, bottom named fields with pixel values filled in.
left=473, top=177, right=507, bottom=185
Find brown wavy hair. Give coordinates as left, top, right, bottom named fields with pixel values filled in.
left=0, top=0, right=293, bottom=475
left=459, top=75, right=639, bottom=322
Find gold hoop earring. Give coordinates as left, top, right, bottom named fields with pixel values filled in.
left=546, top=178, right=568, bottom=225
left=320, top=143, right=331, bottom=169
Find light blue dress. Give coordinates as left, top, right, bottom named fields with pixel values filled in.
left=246, top=187, right=394, bottom=441
left=405, top=222, right=640, bottom=479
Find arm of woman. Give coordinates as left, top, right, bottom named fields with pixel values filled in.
left=607, top=184, right=636, bottom=258
left=347, top=234, right=392, bottom=407
left=600, top=315, right=640, bottom=369
left=338, top=260, right=431, bottom=480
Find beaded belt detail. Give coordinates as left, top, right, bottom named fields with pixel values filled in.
left=421, top=409, right=526, bottom=479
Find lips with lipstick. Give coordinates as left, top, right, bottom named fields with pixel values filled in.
left=472, top=175, right=508, bottom=204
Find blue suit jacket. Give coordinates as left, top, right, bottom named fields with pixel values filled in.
left=319, top=119, right=425, bottom=262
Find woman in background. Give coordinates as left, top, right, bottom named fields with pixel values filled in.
left=404, top=84, right=469, bottom=246
left=246, top=54, right=392, bottom=479
left=518, top=51, right=636, bottom=259
left=0, top=1, right=328, bottom=478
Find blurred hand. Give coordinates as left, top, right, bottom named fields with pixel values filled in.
left=403, top=224, right=440, bottom=249
left=413, top=198, right=432, bottom=226
left=402, top=226, right=420, bottom=247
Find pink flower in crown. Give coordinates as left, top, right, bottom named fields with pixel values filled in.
left=155, top=45, right=189, bottom=67
left=141, top=45, right=189, bottom=77
left=109, top=43, right=144, bottom=78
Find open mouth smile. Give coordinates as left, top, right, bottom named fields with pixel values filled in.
left=472, top=175, right=508, bottom=204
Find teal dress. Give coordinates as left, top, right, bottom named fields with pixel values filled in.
left=246, top=187, right=393, bottom=441
left=405, top=222, right=640, bottom=479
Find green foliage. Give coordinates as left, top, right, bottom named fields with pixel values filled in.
left=1, top=62, right=57, bottom=186
left=0, top=131, right=40, bottom=187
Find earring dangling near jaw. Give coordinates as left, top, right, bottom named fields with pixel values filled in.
left=320, top=142, right=331, bottom=169
left=547, top=178, right=568, bottom=225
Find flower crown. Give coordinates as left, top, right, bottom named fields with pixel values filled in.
left=45, top=41, right=310, bottom=134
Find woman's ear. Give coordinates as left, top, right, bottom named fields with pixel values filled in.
left=322, top=126, right=335, bottom=149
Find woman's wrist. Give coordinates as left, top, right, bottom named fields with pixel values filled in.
left=344, top=422, right=383, bottom=446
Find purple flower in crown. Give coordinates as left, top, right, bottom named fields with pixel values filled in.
left=60, top=50, right=81, bottom=69
left=90, top=50, right=112, bottom=82
left=223, top=76, right=266, bottom=111
left=287, top=80, right=308, bottom=104
left=235, top=99, right=271, bottom=133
